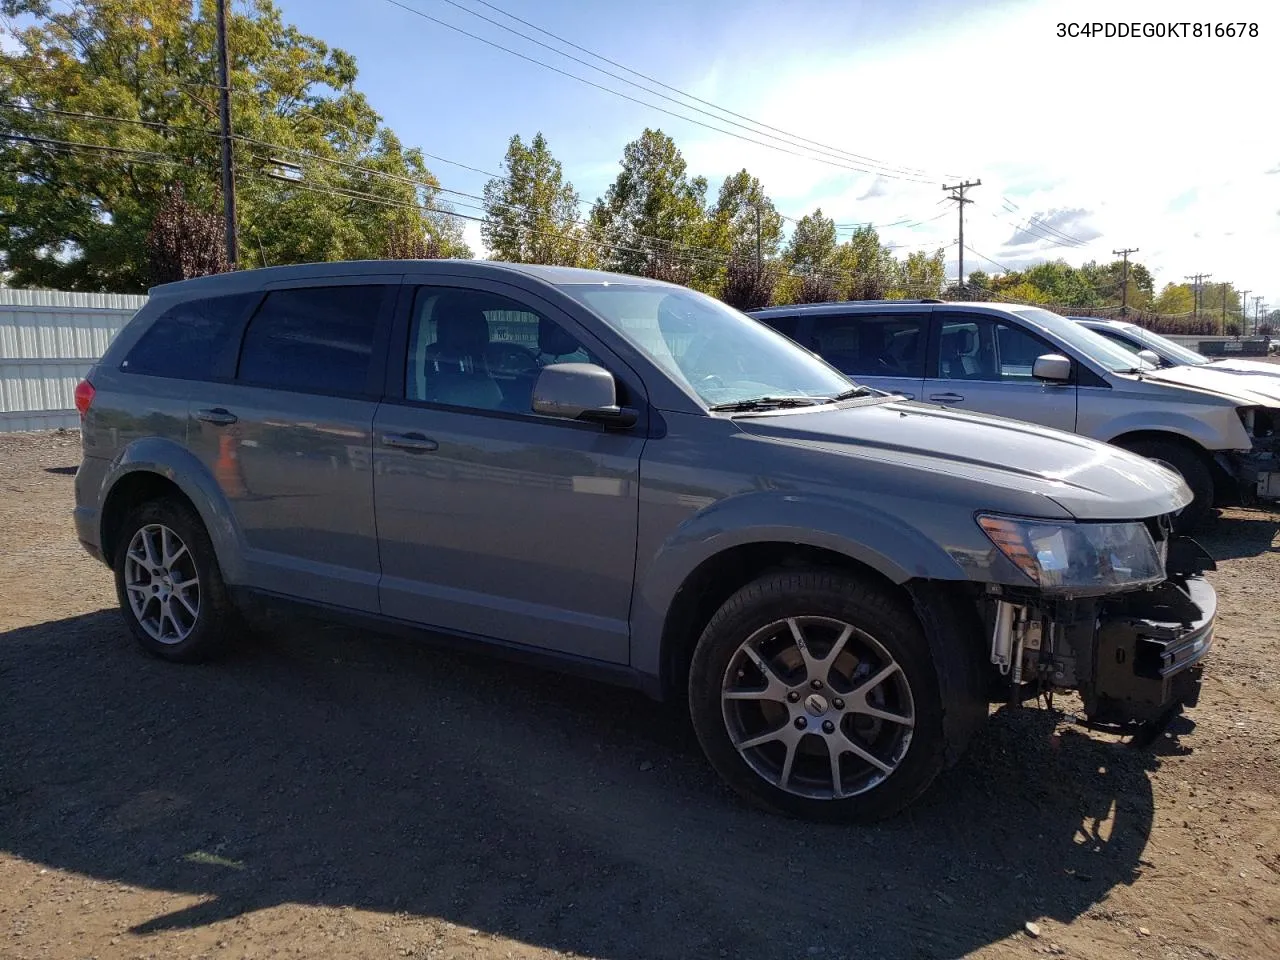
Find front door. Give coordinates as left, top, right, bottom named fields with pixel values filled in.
left=187, top=277, right=399, bottom=613
left=925, top=313, right=1077, bottom=432
left=372, top=281, right=646, bottom=664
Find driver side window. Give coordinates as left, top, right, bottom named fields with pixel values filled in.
left=405, top=287, right=600, bottom=413
left=808, top=313, right=927, bottom=378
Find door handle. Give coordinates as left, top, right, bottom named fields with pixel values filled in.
left=195, top=407, right=238, bottom=426
left=928, top=392, right=965, bottom=403
left=381, top=432, right=439, bottom=453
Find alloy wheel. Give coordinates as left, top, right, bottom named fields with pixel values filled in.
left=721, top=616, right=915, bottom=800
left=123, top=523, right=201, bottom=645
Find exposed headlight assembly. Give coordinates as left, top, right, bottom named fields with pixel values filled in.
left=977, top=514, right=1164, bottom=594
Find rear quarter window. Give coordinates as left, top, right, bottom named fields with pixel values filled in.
left=121, top=293, right=256, bottom=380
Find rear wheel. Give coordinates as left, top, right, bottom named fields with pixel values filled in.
left=112, top=497, right=238, bottom=662
left=1114, top=438, right=1215, bottom=533
left=688, top=570, right=976, bottom=822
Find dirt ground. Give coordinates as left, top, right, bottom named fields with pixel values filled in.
left=1, top=429, right=1278, bottom=960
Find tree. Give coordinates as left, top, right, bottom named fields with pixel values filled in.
left=0, top=0, right=467, bottom=292
left=144, top=183, right=229, bottom=285
left=482, top=132, right=592, bottom=266
left=784, top=207, right=837, bottom=274
left=588, top=128, right=708, bottom=279
left=831, top=225, right=893, bottom=300
left=1021, top=260, right=1099, bottom=306
left=720, top=259, right=778, bottom=311
left=383, top=223, right=446, bottom=260
left=1154, top=283, right=1195, bottom=315
left=893, top=249, right=946, bottom=299
left=707, top=169, right=782, bottom=265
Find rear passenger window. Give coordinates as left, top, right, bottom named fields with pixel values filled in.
left=236, top=286, right=391, bottom=396
left=121, top=293, right=254, bottom=380
left=809, top=314, right=927, bottom=378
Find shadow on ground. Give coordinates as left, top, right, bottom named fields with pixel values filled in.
left=1, top=609, right=1164, bottom=959
left=1198, top=510, right=1280, bottom=561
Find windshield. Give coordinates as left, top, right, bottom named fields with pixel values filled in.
left=560, top=283, right=854, bottom=407
left=1013, top=308, right=1155, bottom=373
left=1129, top=327, right=1212, bottom=366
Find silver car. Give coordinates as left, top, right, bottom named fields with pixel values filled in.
left=751, top=300, right=1280, bottom=527
left=1071, top=318, right=1280, bottom=398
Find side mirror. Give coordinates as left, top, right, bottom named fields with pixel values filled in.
left=1032, top=353, right=1072, bottom=382
left=1136, top=349, right=1161, bottom=367
left=532, top=362, right=638, bottom=428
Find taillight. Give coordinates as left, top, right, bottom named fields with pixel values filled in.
left=74, top=379, right=95, bottom=418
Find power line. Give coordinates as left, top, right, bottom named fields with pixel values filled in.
left=424, top=0, right=946, bottom=182
left=378, top=0, right=938, bottom=183
left=963, top=244, right=1013, bottom=273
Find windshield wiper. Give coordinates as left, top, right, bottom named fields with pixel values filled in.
left=708, top=395, right=832, bottom=412
left=831, top=386, right=875, bottom=400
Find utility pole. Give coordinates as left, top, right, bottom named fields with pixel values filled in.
left=943, top=179, right=981, bottom=293
left=215, top=0, right=239, bottom=267
left=1113, top=247, right=1138, bottom=315
left=1185, top=273, right=1211, bottom=321
left=755, top=204, right=762, bottom=278
left=1256, top=297, right=1267, bottom=337
left=1220, top=282, right=1230, bottom=335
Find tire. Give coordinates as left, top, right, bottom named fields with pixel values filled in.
left=112, top=496, right=238, bottom=663
left=1114, top=438, right=1215, bottom=533
left=688, top=570, right=968, bottom=823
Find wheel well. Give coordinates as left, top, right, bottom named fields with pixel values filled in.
left=100, top=472, right=198, bottom=562
left=658, top=543, right=906, bottom=701
left=1107, top=430, right=1229, bottom=496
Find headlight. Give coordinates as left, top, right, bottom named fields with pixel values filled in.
left=977, top=514, right=1164, bottom=593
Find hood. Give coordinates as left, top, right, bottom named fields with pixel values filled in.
left=1204, top=358, right=1280, bottom=380
left=734, top=398, right=1192, bottom=521
left=1141, top=364, right=1280, bottom=405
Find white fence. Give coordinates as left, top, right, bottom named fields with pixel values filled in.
left=0, top=289, right=147, bottom=433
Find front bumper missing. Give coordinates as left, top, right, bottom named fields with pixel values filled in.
left=1223, top=449, right=1280, bottom=501
left=1085, top=574, right=1215, bottom=724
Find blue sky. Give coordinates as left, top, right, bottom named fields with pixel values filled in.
left=107, top=2, right=1280, bottom=301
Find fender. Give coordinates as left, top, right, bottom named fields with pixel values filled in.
left=98, top=436, right=249, bottom=584
left=1096, top=408, right=1247, bottom=452
left=629, top=491, right=971, bottom=681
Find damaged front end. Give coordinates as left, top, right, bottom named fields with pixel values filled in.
left=1226, top=405, right=1280, bottom=501
left=981, top=514, right=1217, bottom=728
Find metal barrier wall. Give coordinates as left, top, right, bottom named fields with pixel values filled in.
left=0, top=289, right=147, bottom=433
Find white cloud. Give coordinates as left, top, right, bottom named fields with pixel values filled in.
left=658, top=0, right=1280, bottom=301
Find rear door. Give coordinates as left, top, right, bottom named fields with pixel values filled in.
left=796, top=310, right=928, bottom=399
left=186, top=275, right=399, bottom=612
left=924, top=312, right=1077, bottom=431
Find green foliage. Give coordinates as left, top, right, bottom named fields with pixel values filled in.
left=708, top=169, right=782, bottom=264
left=783, top=207, right=837, bottom=274
left=1154, top=283, right=1195, bottom=315
left=588, top=128, right=708, bottom=279
left=481, top=132, right=592, bottom=267
left=0, top=0, right=467, bottom=291
left=892, top=249, right=946, bottom=299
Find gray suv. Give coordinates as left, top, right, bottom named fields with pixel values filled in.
left=750, top=300, right=1279, bottom=530
left=75, top=262, right=1216, bottom=822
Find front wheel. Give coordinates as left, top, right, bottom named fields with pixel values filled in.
left=1114, top=438, right=1215, bottom=533
left=688, top=570, right=969, bottom=822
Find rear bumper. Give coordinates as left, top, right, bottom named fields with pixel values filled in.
left=73, top=457, right=107, bottom=564
left=1085, top=575, right=1215, bottom=724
